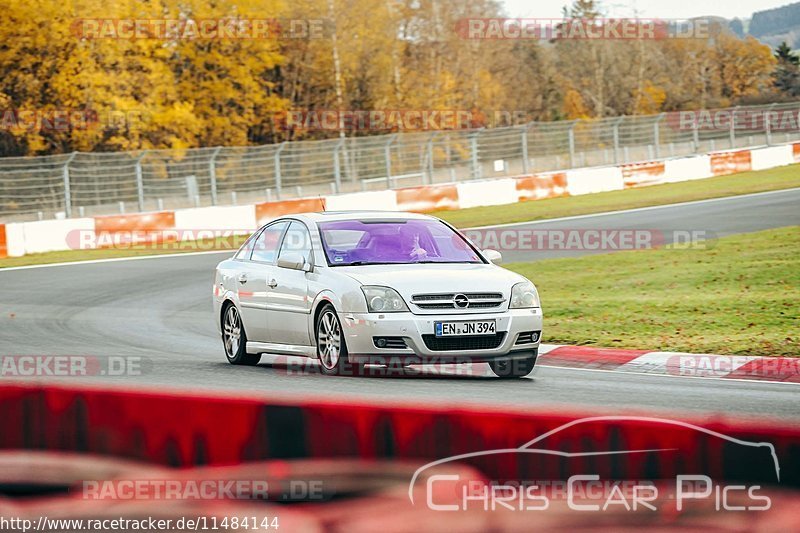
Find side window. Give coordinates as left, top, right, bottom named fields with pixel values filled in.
left=278, top=221, right=313, bottom=262
left=251, top=221, right=288, bottom=263
left=234, top=230, right=261, bottom=260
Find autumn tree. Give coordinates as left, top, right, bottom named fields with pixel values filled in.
left=714, top=34, right=776, bottom=102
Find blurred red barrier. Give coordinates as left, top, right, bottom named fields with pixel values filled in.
left=255, top=198, right=326, bottom=226
left=2, top=455, right=487, bottom=532
left=0, top=451, right=166, bottom=497
left=0, top=383, right=797, bottom=489
left=106, top=458, right=486, bottom=504
left=3, top=458, right=799, bottom=531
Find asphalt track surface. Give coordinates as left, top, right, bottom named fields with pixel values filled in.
left=486, top=186, right=800, bottom=262
left=1, top=189, right=798, bottom=421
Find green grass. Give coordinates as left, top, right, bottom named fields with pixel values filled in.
left=507, top=227, right=800, bottom=357
left=435, top=164, right=800, bottom=228
left=1, top=163, right=798, bottom=269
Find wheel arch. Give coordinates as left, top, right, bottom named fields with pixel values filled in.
left=311, top=294, right=336, bottom=332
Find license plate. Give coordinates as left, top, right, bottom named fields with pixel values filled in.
left=435, top=320, right=496, bottom=337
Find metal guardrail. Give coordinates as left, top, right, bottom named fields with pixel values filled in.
left=1, top=102, right=799, bottom=221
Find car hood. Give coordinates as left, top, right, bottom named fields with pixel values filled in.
left=335, top=263, right=528, bottom=297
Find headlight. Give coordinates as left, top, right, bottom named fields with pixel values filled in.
left=361, top=286, right=409, bottom=313
left=509, top=281, right=540, bottom=309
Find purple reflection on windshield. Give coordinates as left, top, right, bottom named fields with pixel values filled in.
left=318, top=219, right=482, bottom=266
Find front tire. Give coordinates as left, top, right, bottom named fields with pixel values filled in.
left=222, top=303, right=260, bottom=366
left=489, top=352, right=537, bottom=378
left=316, top=304, right=362, bottom=376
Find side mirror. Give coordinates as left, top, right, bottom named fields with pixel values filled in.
left=483, top=249, right=502, bottom=264
left=277, top=252, right=312, bottom=272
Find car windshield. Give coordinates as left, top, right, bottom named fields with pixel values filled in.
left=318, top=219, right=482, bottom=266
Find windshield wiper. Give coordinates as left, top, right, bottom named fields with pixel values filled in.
left=334, top=261, right=395, bottom=266
left=411, top=260, right=478, bottom=264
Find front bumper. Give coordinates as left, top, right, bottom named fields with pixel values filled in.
left=341, top=308, right=543, bottom=364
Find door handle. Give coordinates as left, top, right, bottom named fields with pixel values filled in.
left=237, top=273, right=248, bottom=284
left=268, top=278, right=278, bottom=288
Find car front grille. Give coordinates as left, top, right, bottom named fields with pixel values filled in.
left=422, top=332, right=506, bottom=351
left=411, top=292, right=505, bottom=310
left=515, top=331, right=541, bottom=345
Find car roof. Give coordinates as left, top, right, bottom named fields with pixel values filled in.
left=299, top=210, right=435, bottom=223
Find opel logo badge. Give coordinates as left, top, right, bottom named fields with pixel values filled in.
left=453, top=294, right=469, bottom=308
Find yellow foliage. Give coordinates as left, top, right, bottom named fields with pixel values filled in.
left=0, top=0, right=290, bottom=154
left=633, top=82, right=667, bottom=115
left=563, top=89, right=590, bottom=120
left=715, top=35, right=777, bottom=99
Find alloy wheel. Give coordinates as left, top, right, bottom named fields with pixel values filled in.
left=223, top=306, right=241, bottom=358
left=317, top=309, right=341, bottom=369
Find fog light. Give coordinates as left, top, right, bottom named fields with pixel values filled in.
left=375, top=338, right=387, bottom=348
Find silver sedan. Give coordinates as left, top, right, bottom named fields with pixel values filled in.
left=213, top=211, right=543, bottom=378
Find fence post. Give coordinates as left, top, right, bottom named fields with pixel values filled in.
left=765, top=103, right=777, bottom=146
left=384, top=135, right=396, bottom=188
left=425, top=133, right=436, bottom=185
left=62, top=152, right=78, bottom=218
left=208, top=146, right=222, bottom=206
left=654, top=113, right=665, bottom=159
left=567, top=122, right=576, bottom=168
left=135, top=150, right=148, bottom=212
left=692, top=117, right=700, bottom=153
left=520, top=125, right=530, bottom=174
left=470, top=132, right=481, bottom=179
left=729, top=106, right=739, bottom=149
left=333, top=138, right=344, bottom=193
left=274, top=142, right=286, bottom=199
left=613, top=117, right=624, bottom=164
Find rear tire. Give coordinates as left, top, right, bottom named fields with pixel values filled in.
left=222, top=303, right=260, bottom=366
left=316, top=304, right=362, bottom=376
left=489, top=352, right=537, bottom=378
